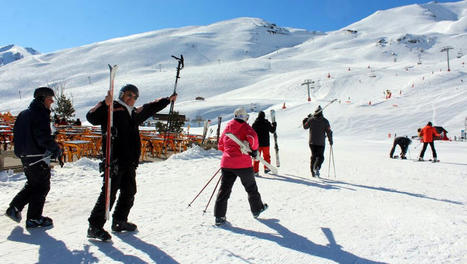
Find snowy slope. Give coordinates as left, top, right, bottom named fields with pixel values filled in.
left=1, top=1, right=467, bottom=263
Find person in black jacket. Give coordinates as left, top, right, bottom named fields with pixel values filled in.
left=6, top=87, right=63, bottom=228
left=389, top=136, right=412, bottom=159
left=303, top=106, right=333, bottom=177
left=252, top=111, right=276, bottom=175
left=86, top=84, right=177, bottom=241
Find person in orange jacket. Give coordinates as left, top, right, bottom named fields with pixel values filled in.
left=418, top=121, right=441, bottom=161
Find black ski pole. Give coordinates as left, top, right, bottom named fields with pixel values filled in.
left=187, top=167, right=221, bottom=208
left=203, top=173, right=223, bottom=215
left=164, top=55, right=184, bottom=150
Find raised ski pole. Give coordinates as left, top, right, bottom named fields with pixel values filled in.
left=187, top=167, right=221, bottom=208
left=104, top=64, right=118, bottom=220
left=203, top=174, right=223, bottom=215
left=164, top=55, right=184, bottom=150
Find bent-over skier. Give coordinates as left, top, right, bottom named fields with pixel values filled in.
left=389, top=136, right=412, bottom=159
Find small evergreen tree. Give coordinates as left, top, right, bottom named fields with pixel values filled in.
left=53, top=93, right=75, bottom=121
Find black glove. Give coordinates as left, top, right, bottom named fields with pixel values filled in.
left=272, top=122, right=277, bottom=127
left=329, top=139, right=333, bottom=146
left=249, top=149, right=258, bottom=158
left=51, top=148, right=63, bottom=159
left=52, top=148, right=64, bottom=167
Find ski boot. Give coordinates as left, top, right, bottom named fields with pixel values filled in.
left=215, top=217, right=226, bottom=226
left=26, top=216, right=53, bottom=228
left=253, top=203, right=268, bottom=219
left=112, top=220, right=137, bottom=232
left=5, top=206, right=22, bottom=223
left=87, top=225, right=111, bottom=241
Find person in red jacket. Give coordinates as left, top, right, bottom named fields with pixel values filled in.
left=418, top=121, right=441, bottom=161
left=213, top=108, right=268, bottom=226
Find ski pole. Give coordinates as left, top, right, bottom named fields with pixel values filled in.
left=331, top=145, right=337, bottom=178
left=327, top=147, right=332, bottom=178
left=187, top=167, right=221, bottom=208
left=203, top=174, right=223, bottom=215
left=164, top=55, right=184, bottom=149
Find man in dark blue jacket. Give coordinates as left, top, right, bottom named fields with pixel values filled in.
left=6, top=87, right=62, bottom=228
left=86, top=84, right=177, bottom=241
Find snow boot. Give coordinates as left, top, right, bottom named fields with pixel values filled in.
left=112, top=220, right=137, bottom=232
left=26, top=216, right=53, bottom=228
left=215, top=217, right=226, bottom=226
left=5, top=206, right=21, bottom=223
left=418, top=157, right=424, bottom=161
left=253, top=203, right=268, bottom=219
left=87, top=226, right=111, bottom=241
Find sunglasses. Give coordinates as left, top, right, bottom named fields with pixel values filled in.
left=125, top=92, right=138, bottom=100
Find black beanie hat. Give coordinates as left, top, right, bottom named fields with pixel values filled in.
left=33, top=87, right=55, bottom=102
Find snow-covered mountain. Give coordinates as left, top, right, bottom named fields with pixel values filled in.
left=0, top=44, right=39, bottom=66
left=0, top=1, right=466, bottom=138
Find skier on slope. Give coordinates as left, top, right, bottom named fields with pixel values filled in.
left=86, top=84, right=177, bottom=241
left=418, top=121, right=440, bottom=162
left=214, top=107, right=268, bottom=226
left=302, top=105, right=333, bottom=177
left=389, top=136, right=412, bottom=159
left=6, top=87, right=64, bottom=228
left=252, top=111, right=277, bottom=176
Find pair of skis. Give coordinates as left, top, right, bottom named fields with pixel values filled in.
left=225, top=133, right=278, bottom=174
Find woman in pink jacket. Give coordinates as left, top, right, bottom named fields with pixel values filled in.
left=213, top=108, right=268, bottom=226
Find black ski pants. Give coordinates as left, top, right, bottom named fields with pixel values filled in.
left=419, top=142, right=437, bottom=159
left=390, top=142, right=409, bottom=158
left=10, top=161, right=51, bottom=220
left=88, top=166, right=137, bottom=228
left=214, top=167, right=264, bottom=218
left=309, top=144, right=325, bottom=172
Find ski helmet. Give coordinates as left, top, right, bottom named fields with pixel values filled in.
left=119, top=84, right=139, bottom=100
left=234, top=107, right=249, bottom=121
left=33, top=87, right=55, bottom=102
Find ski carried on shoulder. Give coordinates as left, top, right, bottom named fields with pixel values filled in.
left=315, top=98, right=338, bottom=115
left=270, top=109, right=280, bottom=167
left=225, top=133, right=278, bottom=174
left=104, top=64, right=118, bottom=221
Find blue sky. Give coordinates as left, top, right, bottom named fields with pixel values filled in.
left=0, top=0, right=460, bottom=53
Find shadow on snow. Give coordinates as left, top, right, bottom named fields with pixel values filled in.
left=222, top=218, right=386, bottom=264
left=7, top=226, right=98, bottom=264
left=260, top=173, right=462, bottom=205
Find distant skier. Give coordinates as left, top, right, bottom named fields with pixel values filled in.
left=389, top=136, right=412, bottom=159
left=418, top=121, right=440, bottom=162
left=303, top=105, right=333, bottom=177
left=252, top=111, right=277, bottom=176
left=6, top=87, right=63, bottom=228
left=214, top=108, right=268, bottom=226
left=86, top=84, right=177, bottom=241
